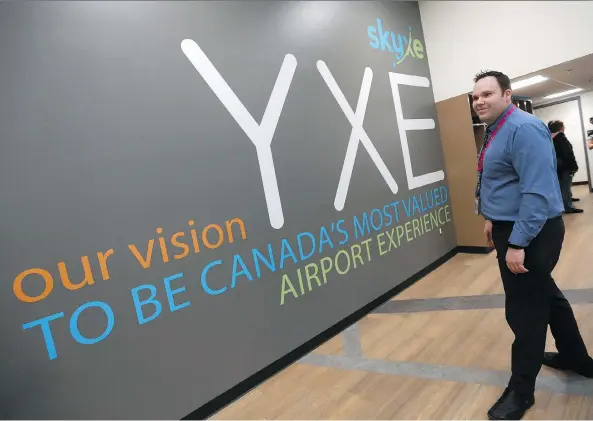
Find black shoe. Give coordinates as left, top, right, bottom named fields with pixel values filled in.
left=543, top=352, right=593, bottom=377
left=487, top=388, right=534, bottom=420
left=572, top=198, right=580, bottom=201
left=565, top=207, right=584, bottom=213
left=542, top=352, right=572, bottom=370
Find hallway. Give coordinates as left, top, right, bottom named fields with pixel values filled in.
left=212, top=186, right=593, bottom=419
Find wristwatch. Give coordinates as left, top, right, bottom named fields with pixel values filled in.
left=508, top=243, right=524, bottom=250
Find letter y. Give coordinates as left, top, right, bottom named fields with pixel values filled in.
left=180, top=39, right=297, bottom=229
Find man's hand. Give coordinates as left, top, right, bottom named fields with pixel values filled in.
left=484, top=220, right=493, bottom=247
left=506, top=248, right=528, bottom=274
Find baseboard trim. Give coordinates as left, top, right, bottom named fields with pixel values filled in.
left=456, top=245, right=493, bottom=254
left=181, top=245, right=471, bottom=420
left=573, top=181, right=588, bottom=186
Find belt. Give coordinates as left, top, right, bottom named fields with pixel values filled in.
left=491, top=214, right=562, bottom=226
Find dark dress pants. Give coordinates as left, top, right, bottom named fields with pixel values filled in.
left=491, top=216, right=589, bottom=395
left=558, top=170, right=573, bottom=211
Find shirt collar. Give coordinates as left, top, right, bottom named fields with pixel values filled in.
left=486, top=103, right=514, bottom=134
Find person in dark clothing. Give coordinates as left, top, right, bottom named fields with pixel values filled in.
left=548, top=120, right=583, bottom=214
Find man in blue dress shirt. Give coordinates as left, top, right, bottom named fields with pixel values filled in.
left=472, top=70, right=593, bottom=420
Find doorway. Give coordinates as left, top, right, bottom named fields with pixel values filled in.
left=534, top=98, right=592, bottom=191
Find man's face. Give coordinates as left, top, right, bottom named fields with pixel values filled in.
left=471, top=76, right=512, bottom=124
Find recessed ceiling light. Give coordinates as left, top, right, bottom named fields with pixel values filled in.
left=543, top=88, right=583, bottom=99
left=511, top=75, right=548, bottom=90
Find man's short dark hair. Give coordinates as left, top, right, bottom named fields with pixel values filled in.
left=548, top=120, right=564, bottom=133
left=474, top=70, right=512, bottom=93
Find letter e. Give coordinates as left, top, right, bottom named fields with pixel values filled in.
left=164, top=273, right=190, bottom=312
left=388, top=73, right=444, bottom=190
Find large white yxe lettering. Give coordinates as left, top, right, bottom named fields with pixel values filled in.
left=180, top=39, right=297, bottom=229
left=317, top=61, right=399, bottom=211
left=388, top=73, right=445, bottom=189
left=180, top=40, right=444, bottom=227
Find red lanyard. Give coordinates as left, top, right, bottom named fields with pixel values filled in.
left=477, top=106, right=516, bottom=172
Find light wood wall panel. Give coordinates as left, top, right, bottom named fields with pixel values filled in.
left=436, top=94, right=489, bottom=249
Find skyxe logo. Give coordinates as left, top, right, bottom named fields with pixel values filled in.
left=367, top=18, right=425, bottom=68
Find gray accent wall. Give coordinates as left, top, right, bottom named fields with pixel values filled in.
left=0, top=1, right=456, bottom=419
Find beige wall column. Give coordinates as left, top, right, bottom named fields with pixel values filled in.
left=436, top=94, right=490, bottom=250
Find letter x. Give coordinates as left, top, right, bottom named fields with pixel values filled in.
left=317, top=61, right=398, bottom=211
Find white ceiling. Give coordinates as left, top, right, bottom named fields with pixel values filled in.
left=510, top=53, right=593, bottom=105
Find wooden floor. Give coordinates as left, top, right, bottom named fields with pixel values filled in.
left=212, top=186, right=593, bottom=420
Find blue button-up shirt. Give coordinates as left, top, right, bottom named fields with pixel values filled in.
left=479, top=104, right=564, bottom=247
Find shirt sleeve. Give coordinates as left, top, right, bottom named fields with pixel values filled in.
left=508, top=122, right=557, bottom=247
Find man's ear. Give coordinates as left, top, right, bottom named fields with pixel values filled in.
left=504, top=89, right=512, bottom=101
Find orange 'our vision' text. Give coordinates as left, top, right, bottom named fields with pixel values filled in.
left=13, top=217, right=247, bottom=304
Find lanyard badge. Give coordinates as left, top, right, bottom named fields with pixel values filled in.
left=474, top=106, right=516, bottom=215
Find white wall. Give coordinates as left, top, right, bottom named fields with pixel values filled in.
left=419, top=1, right=593, bottom=102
